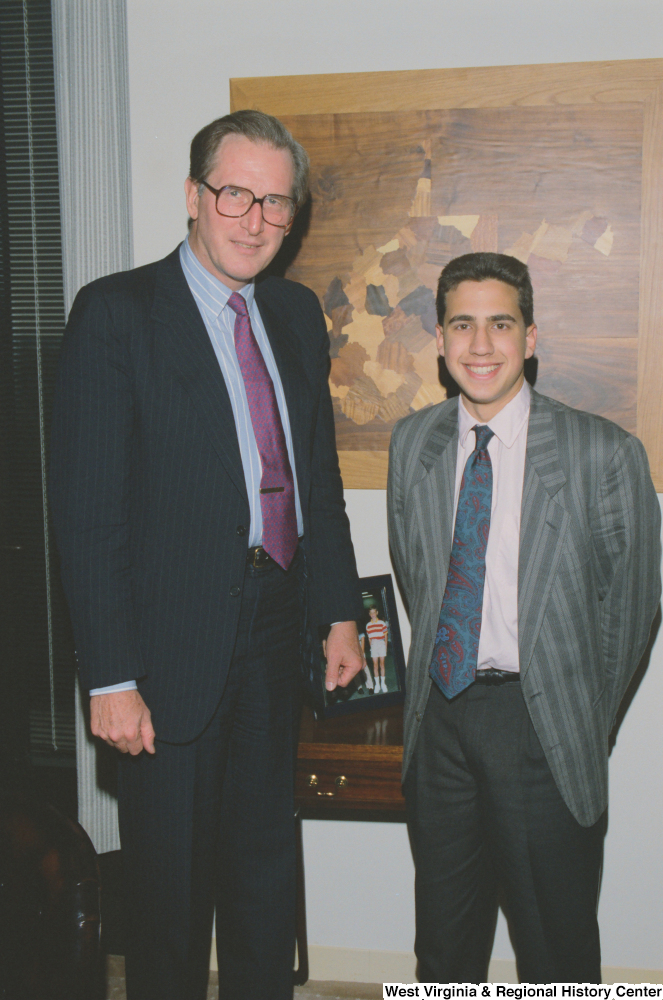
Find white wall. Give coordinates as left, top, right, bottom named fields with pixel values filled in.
left=126, top=0, right=663, bottom=271
left=125, top=0, right=663, bottom=973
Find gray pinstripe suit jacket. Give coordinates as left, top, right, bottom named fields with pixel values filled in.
left=388, top=388, right=661, bottom=826
left=50, top=247, right=362, bottom=743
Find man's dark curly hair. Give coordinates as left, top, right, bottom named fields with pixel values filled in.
left=436, top=252, right=534, bottom=327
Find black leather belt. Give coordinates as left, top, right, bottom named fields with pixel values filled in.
left=246, top=545, right=274, bottom=569
left=475, top=668, right=520, bottom=685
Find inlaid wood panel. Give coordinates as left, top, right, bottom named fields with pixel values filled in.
left=231, top=61, right=663, bottom=489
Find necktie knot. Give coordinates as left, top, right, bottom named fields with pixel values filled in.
left=473, top=424, right=494, bottom=453
left=227, top=291, right=249, bottom=318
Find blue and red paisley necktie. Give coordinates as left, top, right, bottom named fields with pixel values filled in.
left=430, top=424, right=494, bottom=698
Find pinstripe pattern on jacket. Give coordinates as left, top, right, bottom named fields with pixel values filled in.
left=388, top=388, right=661, bottom=826
left=50, top=246, right=362, bottom=743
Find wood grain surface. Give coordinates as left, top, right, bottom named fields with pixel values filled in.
left=298, top=703, right=404, bottom=753
left=296, top=705, right=405, bottom=810
left=232, top=61, right=663, bottom=489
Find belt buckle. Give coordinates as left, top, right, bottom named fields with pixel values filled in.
left=249, top=546, right=271, bottom=569
left=475, top=668, right=519, bottom=685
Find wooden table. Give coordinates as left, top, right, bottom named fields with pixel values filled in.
left=293, top=703, right=405, bottom=984
left=295, top=703, right=405, bottom=811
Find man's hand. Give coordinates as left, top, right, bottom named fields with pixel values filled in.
left=90, top=690, right=156, bottom=755
left=325, top=621, right=364, bottom=691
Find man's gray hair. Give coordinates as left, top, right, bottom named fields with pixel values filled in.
left=189, top=109, right=310, bottom=208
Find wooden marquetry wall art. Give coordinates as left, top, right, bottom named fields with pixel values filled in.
left=230, top=60, right=663, bottom=490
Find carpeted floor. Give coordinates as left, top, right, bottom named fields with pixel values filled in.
left=105, top=956, right=383, bottom=1000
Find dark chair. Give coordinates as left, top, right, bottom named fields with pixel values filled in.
left=0, top=790, right=101, bottom=1000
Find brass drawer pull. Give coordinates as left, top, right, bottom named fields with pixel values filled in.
left=316, top=775, right=348, bottom=798
left=304, top=774, right=349, bottom=797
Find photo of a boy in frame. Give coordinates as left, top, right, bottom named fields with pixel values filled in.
left=317, top=574, right=405, bottom=718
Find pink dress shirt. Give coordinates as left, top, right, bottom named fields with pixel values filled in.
left=454, top=381, right=531, bottom=673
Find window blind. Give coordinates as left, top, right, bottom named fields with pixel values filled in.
left=0, top=0, right=75, bottom=767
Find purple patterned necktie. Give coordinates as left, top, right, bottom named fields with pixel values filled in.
left=227, top=292, right=298, bottom=570
left=430, top=424, right=494, bottom=698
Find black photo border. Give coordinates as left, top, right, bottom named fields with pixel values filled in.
left=315, top=573, right=406, bottom=720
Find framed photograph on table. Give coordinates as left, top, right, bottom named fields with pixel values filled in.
left=316, top=573, right=406, bottom=719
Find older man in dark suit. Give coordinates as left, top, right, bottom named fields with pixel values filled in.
left=388, top=252, right=661, bottom=984
left=50, top=111, right=364, bottom=1000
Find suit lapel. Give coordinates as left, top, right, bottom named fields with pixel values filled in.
left=151, top=250, right=247, bottom=501
left=413, top=399, right=459, bottom=629
left=518, top=390, right=569, bottom=677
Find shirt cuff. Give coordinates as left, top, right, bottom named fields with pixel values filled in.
left=89, top=680, right=138, bottom=696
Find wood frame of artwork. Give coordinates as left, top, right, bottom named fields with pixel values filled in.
left=230, top=60, right=663, bottom=490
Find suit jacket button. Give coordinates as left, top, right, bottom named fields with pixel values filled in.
left=415, top=712, right=422, bottom=722
left=229, top=586, right=241, bottom=597
left=236, top=525, right=246, bottom=536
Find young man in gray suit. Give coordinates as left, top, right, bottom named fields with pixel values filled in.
left=50, top=111, right=364, bottom=1000
left=387, top=252, right=661, bottom=984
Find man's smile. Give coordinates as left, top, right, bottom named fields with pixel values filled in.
left=231, top=239, right=262, bottom=250
left=464, top=363, right=502, bottom=375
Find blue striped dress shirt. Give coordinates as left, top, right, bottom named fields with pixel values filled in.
left=179, top=236, right=303, bottom=543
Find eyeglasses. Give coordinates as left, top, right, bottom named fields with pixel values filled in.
left=200, top=181, right=296, bottom=229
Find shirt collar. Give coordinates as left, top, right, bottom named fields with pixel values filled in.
left=179, top=235, right=255, bottom=318
left=458, top=380, right=531, bottom=449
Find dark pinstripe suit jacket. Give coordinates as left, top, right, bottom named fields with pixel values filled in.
left=50, top=246, right=361, bottom=742
left=388, top=389, right=661, bottom=826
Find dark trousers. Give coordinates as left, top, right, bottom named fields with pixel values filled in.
left=405, top=681, right=606, bottom=985
left=118, top=551, right=302, bottom=1000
